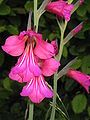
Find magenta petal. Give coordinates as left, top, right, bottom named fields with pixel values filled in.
left=9, top=44, right=41, bottom=82
left=29, top=45, right=42, bottom=76
left=51, top=40, right=58, bottom=55
left=41, top=58, right=60, bottom=76
left=9, top=66, right=34, bottom=83
left=9, top=49, right=33, bottom=82
left=34, top=38, right=55, bottom=59
left=46, top=0, right=74, bottom=21
left=9, top=70, right=23, bottom=83
left=20, top=78, right=34, bottom=96
left=63, top=4, right=74, bottom=21
left=67, top=69, right=90, bottom=93
left=2, top=35, right=25, bottom=56
left=20, top=77, right=45, bottom=103
left=39, top=76, right=53, bottom=98
left=20, top=75, right=53, bottom=103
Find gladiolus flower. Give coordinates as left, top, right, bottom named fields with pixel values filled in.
left=2, top=30, right=60, bottom=83
left=46, top=0, right=74, bottom=21
left=67, top=69, right=90, bottom=93
left=20, top=75, right=53, bottom=103
left=2, top=30, right=60, bottom=103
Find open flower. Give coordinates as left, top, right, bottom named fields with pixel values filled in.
left=2, top=30, right=60, bottom=83
left=2, top=30, right=60, bottom=103
left=2, top=30, right=55, bottom=58
left=20, top=75, right=53, bottom=103
left=46, top=0, right=74, bottom=21
left=67, top=69, right=90, bottom=93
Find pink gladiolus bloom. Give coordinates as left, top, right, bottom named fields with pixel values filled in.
left=20, top=75, right=53, bottom=103
left=46, top=0, right=74, bottom=21
left=2, top=30, right=60, bottom=83
left=2, top=30, right=60, bottom=103
left=67, top=69, right=90, bottom=93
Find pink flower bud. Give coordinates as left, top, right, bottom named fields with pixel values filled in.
left=72, top=22, right=83, bottom=36
left=67, top=69, right=90, bottom=93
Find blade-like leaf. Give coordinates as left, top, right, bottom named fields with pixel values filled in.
left=63, top=22, right=83, bottom=45
left=27, top=11, right=32, bottom=30
left=58, top=57, right=77, bottom=80
left=37, top=0, right=51, bottom=17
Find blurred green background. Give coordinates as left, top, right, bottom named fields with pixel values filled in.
left=0, top=0, right=90, bottom=120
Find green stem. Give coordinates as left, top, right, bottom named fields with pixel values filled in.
left=50, top=21, right=67, bottom=120
left=58, top=21, right=67, bottom=60
left=28, top=1, right=38, bottom=120
left=28, top=102, right=34, bottom=120
left=34, top=0, right=38, bottom=32
left=50, top=73, right=58, bottom=120
left=58, top=30, right=64, bottom=60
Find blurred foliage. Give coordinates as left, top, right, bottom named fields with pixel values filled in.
left=0, top=0, right=90, bottom=120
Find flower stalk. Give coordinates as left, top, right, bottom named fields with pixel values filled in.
left=28, top=0, right=38, bottom=119
left=34, top=0, right=38, bottom=32
left=50, top=20, right=67, bottom=120
left=28, top=101, right=34, bottom=120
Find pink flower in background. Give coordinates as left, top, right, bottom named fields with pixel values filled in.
left=67, top=69, right=90, bottom=93
left=20, top=75, right=53, bottom=103
left=79, top=0, right=84, bottom=5
left=2, top=30, right=60, bottom=103
left=46, top=0, right=74, bottom=21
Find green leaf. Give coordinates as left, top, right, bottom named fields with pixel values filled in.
left=71, top=59, right=82, bottom=69
left=65, top=78, right=77, bottom=91
left=81, top=55, right=90, bottom=74
left=0, top=89, right=11, bottom=99
left=11, top=103, right=21, bottom=113
left=24, top=1, right=33, bottom=12
left=0, top=51, right=4, bottom=66
left=77, top=45, right=86, bottom=53
left=71, top=94, right=87, bottom=113
left=83, top=22, right=90, bottom=32
left=76, top=5, right=87, bottom=17
left=0, top=0, right=4, bottom=4
left=86, top=0, right=90, bottom=13
left=69, top=46, right=79, bottom=56
left=63, top=46, right=68, bottom=58
left=49, top=33, right=56, bottom=41
left=0, top=4, right=11, bottom=15
left=0, top=25, right=6, bottom=32
left=87, top=106, right=90, bottom=117
left=7, top=25, right=19, bottom=34
left=13, top=8, right=26, bottom=14
left=3, top=77, right=12, bottom=91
